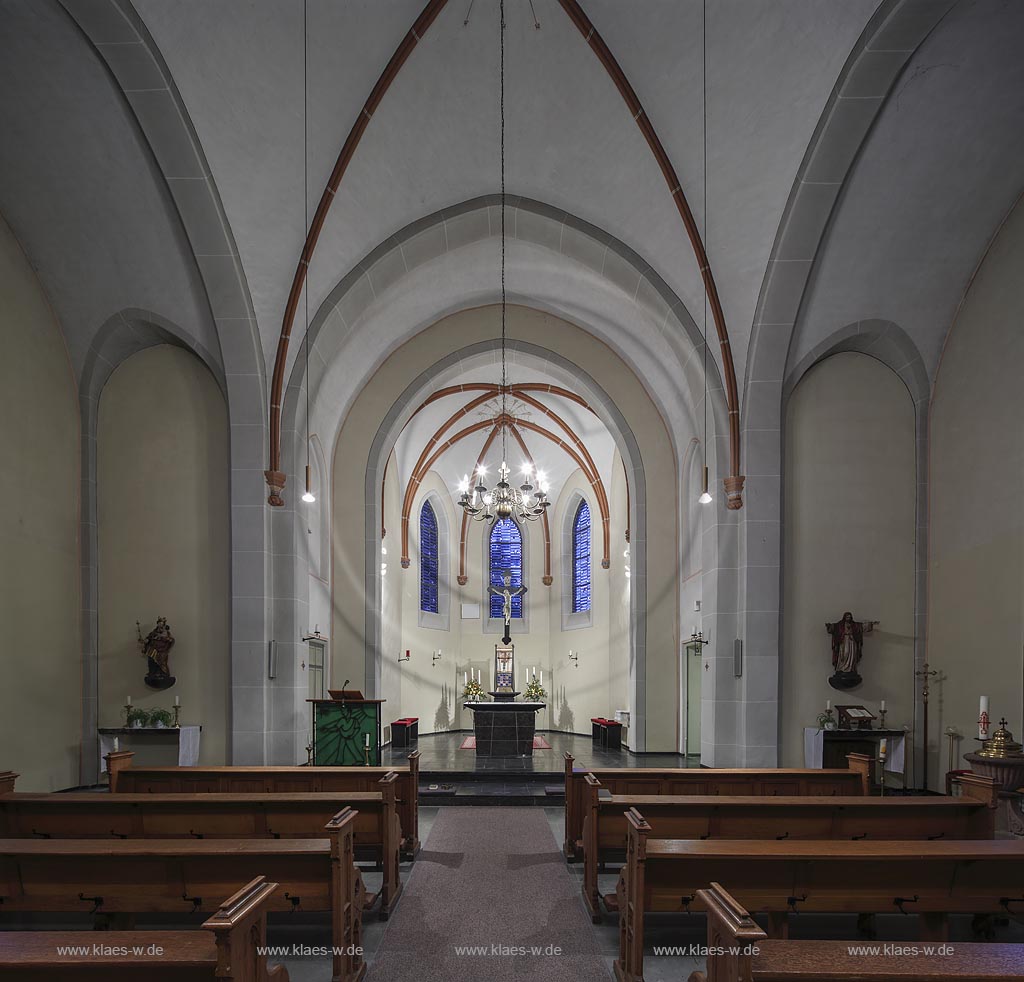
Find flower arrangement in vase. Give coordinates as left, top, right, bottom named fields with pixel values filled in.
left=524, top=676, right=547, bottom=701
left=463, top=677, right=485, bottom=702
left=816, top=708, right=836, bottom=731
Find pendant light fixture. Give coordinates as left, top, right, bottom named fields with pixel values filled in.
left=457, top=0, right=549, bottom=525
left=698, top=0, right=713, bottom=507
left=300, top=0, right=316, bottom=506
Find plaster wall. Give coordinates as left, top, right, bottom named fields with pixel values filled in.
left=97, top=346, right=230, bottom=765
left=0, top=214, right=81, bottom=791
left=782, top=353, right=916, bottom=768
left=928, top=196, right=1024, bottom=786
left=331, top=306, right=679, bottom=750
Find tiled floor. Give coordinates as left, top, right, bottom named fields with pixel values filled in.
left=383, top=729, right=696, bottom=777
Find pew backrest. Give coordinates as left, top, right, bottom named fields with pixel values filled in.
left=105, top=750, right=420, bottom=854
left=564, top=752, right=872, bottom=859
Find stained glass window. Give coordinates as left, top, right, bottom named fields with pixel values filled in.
left=571, top=499, right=592, bottom=613
left=489, top=517, right=524, bottom=618
left=419, top=501, right=439, bottom=614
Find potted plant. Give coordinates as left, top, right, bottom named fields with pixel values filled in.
left=817, top=708, right=836, bottom=731
left=149, top=708, right=174, bottom=729
left=127, top=707, right=149, bottom=729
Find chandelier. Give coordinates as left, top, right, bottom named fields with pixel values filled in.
left=457, top=0, right=550, bottom=526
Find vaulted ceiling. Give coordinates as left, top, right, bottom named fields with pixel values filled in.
left=2, top=0, right=1023, bottom=456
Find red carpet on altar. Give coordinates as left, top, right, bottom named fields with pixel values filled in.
left=459, top=734, right=551, bottom=750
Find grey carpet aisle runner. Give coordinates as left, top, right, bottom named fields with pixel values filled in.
left=367, top=807, right=610, bottom=981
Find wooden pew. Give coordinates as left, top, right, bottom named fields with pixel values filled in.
left=688, top=882, right=1024, bottom=982
left=582, top=772, right=999, bottom=920
left=614, top=809, right=1024, bottom=982
left=0, top=808, right=367, bottom=982
left=564, top=751, right=873, bottom=860
left=102, top=750, right=421, bottom=856
left=0, top=875, right=293, bottom=982
left=0, top=779, right=402, bottom=917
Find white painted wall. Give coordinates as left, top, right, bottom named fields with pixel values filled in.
left=332, top=306, right=681, bottom=750
left=928, top=196, right=1024, bottom=787
left=97, top=346, right=230, bottom=765
left=0, top=214, right=81, bottom=791
left=782, top=353, right=916, bottom=768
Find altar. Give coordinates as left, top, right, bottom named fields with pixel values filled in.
left=464, top=701, right=545, bottom=756
left=462, top=640, right=545, bottom=756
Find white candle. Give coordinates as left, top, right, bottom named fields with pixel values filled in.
left=540, top=670, right=543, bottom=685
left=880, top=738, right=887, bottom=756
left=980, top=695, right=989, bottom=715
left=113, top=737, right=119, bottom=752
left=174, top=695, right=180, bottom=707
left=126, top=695, right=131, bottom=706
left=826, top=699, right=831, bottom=711
left=464, top=671, right=468, bottom=685
left=365, top=733, right=370, bottom=749
left=880, top=699, right=885, bottom=711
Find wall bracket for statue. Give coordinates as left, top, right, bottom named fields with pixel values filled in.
left=825, top=611, right=878, bottom=690
left=137, top=617, right=176, bottom=690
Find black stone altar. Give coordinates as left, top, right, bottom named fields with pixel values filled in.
left=465, top=701, right=545, bottom=757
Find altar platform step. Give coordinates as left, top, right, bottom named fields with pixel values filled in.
left=418, top=778, right=564, bottom=806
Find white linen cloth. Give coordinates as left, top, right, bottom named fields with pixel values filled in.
left=803, top=726, right=904, bottom=774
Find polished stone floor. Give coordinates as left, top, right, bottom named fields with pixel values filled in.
left=382, top=729, right=695, bottom=778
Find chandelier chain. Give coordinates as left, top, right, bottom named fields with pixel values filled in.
left=500, top=0, right=507, bottom=461
left=455, top=0, right=548, bottom=525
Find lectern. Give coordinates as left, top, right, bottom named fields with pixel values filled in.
left=308, top=690, right=384, bottom=765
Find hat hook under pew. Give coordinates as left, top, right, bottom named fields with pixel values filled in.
left=893, top=894, right=920, bottom=915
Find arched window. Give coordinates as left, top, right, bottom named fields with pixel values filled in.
left=489, top=517, right=524, bottom=619
left=571, top=499, right=592, bottom=613
left=419, top=501, right=439, bottom=614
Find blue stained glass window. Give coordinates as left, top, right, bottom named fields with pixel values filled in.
left=419, top=501, right=439, bottom=614
left=572, top=499, right=592, bottom=613
left=489, top=517, right=524, bottom=618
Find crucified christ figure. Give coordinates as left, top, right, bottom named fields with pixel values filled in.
left=488, top=572, right=527, bottom=645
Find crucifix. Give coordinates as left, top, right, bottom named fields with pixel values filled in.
left=488, top=571, right=527, bottom=645
left=915, top=661, right=939, bottom=791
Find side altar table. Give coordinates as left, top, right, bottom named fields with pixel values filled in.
left=465, top=701, right=545, bottom=757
